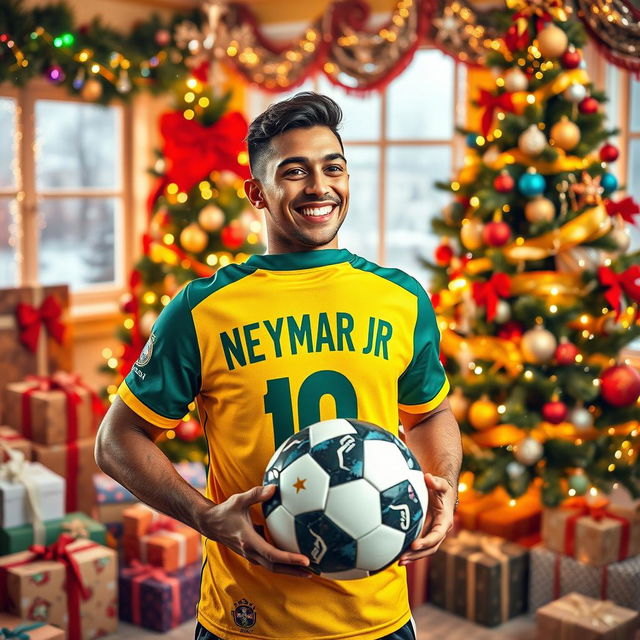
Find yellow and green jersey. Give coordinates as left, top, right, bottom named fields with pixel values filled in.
left=118, top=248, right=448, bottom=640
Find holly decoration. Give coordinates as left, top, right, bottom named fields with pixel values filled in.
left=482, top=221, right=511, bottom=247
left=599, top=143, right=619, bottom=163
left=555, top=340, right=579, bottom=365
left=494, top=171, right=515, bottom=194
left=542, top=399, right=568, bottom=424
left=600, top=364, right=640, bottom=407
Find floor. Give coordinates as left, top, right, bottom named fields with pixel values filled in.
left=115, top=606, right=537, bottom=639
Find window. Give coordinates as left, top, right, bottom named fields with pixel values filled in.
left=0, top=82, right=129, bottom=310
left=249, top=49, right=464, bottom=279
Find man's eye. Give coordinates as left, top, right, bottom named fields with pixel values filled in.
left=285, top=168, right=305, bottom=176
left=326, top=165, right=343, bottom=172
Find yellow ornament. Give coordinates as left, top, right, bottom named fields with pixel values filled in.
left=525, top=197, right=555, bottom=223
left=81, top=77, right=103, bottom=101
left=536, top=23, right=568, bottom=58
left=198, top=204, right=225, bottom=232
left=460, top=218, right=484, bottom=251
left=179, top=223, right=208, bottom=254
left=468, top=396, right=500, bottom=430
left=550, top=117, right=581, bottom=151
left=449, top=388, right=470, bottom=423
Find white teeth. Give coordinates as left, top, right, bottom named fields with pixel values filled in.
left=299, top=206, right=334, bottom=217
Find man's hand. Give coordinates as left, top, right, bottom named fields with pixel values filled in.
left=200, top=484, right=312, bottom=578
left=398, top=472, right=456, bottom=565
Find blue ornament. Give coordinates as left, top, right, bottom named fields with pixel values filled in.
left=600, top=172, right=618, bottom=194
left=518, top=171, right=546, bottom=197
left=467, top=133, right=479, bottom=148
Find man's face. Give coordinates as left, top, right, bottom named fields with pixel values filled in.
left=244, top=125, right=349, bottom=253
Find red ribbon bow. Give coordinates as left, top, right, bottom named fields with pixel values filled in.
left=472, top=273, right=512, bottom=323
left=15, top=295, right=65, bottom=354
left=146, top=516, right=179, bottom=536
left=477, top=90, right=516, bottom=137
left=160, top=110, right=251, bottom=194
left=605, top=196, right=640, bottom=225
left=598, top=265, right=640, bottom=317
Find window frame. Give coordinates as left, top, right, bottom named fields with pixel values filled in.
left=0, top=78, right=135, bottom=319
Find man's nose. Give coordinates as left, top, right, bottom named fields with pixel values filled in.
left=304, top=169, right=329, bottom=196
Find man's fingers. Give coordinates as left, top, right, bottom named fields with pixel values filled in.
left=242, top=484, right=276, bottom=505
left=246, top=528, right=310, bottom=567
left=424, top=473, right=450, bottom=492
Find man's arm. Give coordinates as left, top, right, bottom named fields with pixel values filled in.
left=95, top=397, right=310, bottom=577
left=397, top=396, right=462, bottom=563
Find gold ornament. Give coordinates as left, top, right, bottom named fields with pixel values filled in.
left=521, top=325, right=557, bottom=364
left=81, top=77, right=103, bottom=101
left=449, top=388, right=470, bottom=423
left=518, top=124, right=547, bottom=156
left=525, top=197, right=555, bottom=223
left=468, top=396, right=500, bottom=430
left=460, top=218, right=484, bottom=251
left=504, top=67, right=529, bottom=93
left=536, top=23, right=568, bottom=58
left=198, top=204, right=225, bottom=232
left=550, top=117, right=581, bottom=151
left=179, top=223, right=208, bottom=253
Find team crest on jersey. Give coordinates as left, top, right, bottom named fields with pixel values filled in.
left=136, top=332, right=156, bottom=367
left=232, top=599, right=257, bottom=630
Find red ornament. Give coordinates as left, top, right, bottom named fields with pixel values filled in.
left=482, top=221, right=511, bottom=247
left=555, top=340, right=579, bottom=365
left=578, top=97, right=599, bottom=115
left=498, top=321, right=524, bottom=342
left=600, top=364, right=640, bottom=407
left=599, top=143, right=619, bottom=163
left=174, top=418, right=203, bottom=442
left=120, top=294, right=136, bottom=314
left=493, top=172, right=515, bottom=194
left=542, top=400, right=568, bottom=424
left=561, top=48, right=581, bottom=69
left=435, top=243, right=454, bottom=266
left=221, top=223, right=245, bottom=250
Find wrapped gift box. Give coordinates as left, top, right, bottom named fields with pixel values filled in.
left=536, top=592, right=639, bottom=640
left=456, top=488, right=509, bottom=532
left=3, top=535, right=118, bottom=640
left=118, top=561, right=201, bottom=631
left=0, top=461, right=64, bottom=528
left=0, top=426, right=32, bottom=462
left=476, top=495, right=542, bottom=542
left=0, top=612, right=65, bottom=639
left=529, top=545, right=640, bottom=612
left=0, top=511, right=106, bottom=555
left=173, top=461, right=207, bottom=489
left=0, top=285, right=72, bottom=419
left=406, top=557, right=429, bottom=609
left=428, top=531, right=529, bottom=627
left=542, top=501, right=640, bottom=567
left=4, top=377, right=96, bottom=446
left=32, top=438, right=98, bottom=514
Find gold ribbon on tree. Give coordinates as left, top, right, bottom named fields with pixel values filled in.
left=505, top=0, right=569, bottom=23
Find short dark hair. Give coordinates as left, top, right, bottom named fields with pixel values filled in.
left=246, top=92, right=344, bottom=180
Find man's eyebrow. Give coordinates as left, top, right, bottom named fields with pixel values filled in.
left=276, top=153, right=347, bottom=170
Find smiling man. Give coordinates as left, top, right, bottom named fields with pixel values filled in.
left=95, top=92, right=462, bottom=640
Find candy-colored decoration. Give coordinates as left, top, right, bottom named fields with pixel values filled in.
left=221, top=223, right=245, bottom=250
left=542, top=400, right=568, bottom=424
left=518, top=125, right=547, bottom=156
left=554, top=339, right=579, bottom=365
left=460, top=218, right=485, bottom=251
left=179, top=223, right=209, bottom=254
left=525, top=197, right=555, bottom=223
left=536, top=23, right=568, bottom=58
left=198, top=204, right=225, bottom=232
left=521, top=325, right=557, bottom=364
left=513, top=437, right=543, bottom=465
left=468, top=396, right=500, bottom=430
left=600, top=364, right=640, bottom=407
left=599, top=143, right=619, bottom=163
left=482, top=221, right=511, bottom=247
left=518, top=170, right=546, bottom=197
left=550, top=117, right=581, bottom=151
left=494, top=171, right=515, bottom=193
left=578, top=96, right=599, bottom=114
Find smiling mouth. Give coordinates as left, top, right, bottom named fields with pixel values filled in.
left=294, top=202, right=339, bottom=219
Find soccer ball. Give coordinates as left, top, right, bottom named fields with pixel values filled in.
left=262, top=418, right=429, bottom=580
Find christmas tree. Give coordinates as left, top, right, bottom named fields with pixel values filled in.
left=428, top=1, right=640, bottom=506
left=102, top=82, right=264, bottom=463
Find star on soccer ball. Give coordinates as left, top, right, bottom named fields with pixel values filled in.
left=293, top=477, right=307, bottom=493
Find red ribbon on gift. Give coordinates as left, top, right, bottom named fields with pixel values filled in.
left=122, top=560, right=181, bottom=627
left=146, top=516, right=180, bottom=536
left=598, top=265, right=640, bottom=318
left=562, top=497, right=630, bottom=562
left=477, top=90, right=516, bottom=137
left=552, top=553, right=609, bottom=601
left=15, top=295, right=65, bottom=354
left=472, top=273, right=511, bottom=323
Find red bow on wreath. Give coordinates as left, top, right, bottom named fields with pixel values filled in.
left=160, top=110, right=251, bottom=194
left=15, top=295, right=65, bottom=353
left=605, top=196, right=640, bottom=225
left=472, top=273, right=512, bottom=323
left=477, top=90, right=516, bottom=138
left=598, top=265, right=640, bottom=317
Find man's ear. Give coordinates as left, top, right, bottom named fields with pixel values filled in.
left=244, top=179, right=267, bottom=210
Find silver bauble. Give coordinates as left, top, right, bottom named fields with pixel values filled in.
left=611, top=217, right=631, bottom=252
left=521, top=325, right=557, bottom=364
left=555, top=247, right=603, bottom=273
left=494, top=300, right=511, bottom=324
left=568, top=405, right=594, bottom=431
left=563, top=83, right=587, bottom=104
left=506, top=461, right=526, bottom=479
left=504, top=67, right=529, bottom=93
left=514, top=437, right=544, bottom=465
left=518, top=124, right=547, bottom=156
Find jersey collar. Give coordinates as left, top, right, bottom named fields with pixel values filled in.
left=245, top=249, right=354, bottom=271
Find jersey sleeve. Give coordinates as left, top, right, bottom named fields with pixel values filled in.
left=117, top=285, right=202, bottom=428
left=398, top=282, right=449, bottom=415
